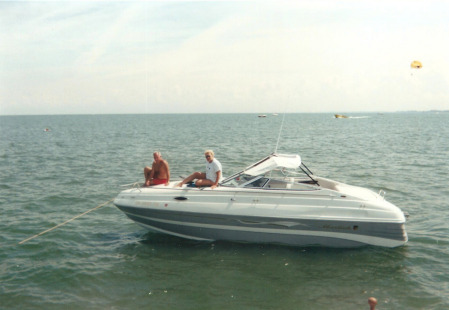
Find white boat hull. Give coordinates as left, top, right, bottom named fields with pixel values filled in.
left=114, top=184, right=407, bottom=248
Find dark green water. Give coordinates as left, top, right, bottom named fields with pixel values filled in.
left=1, top=113, right=448, bottom=309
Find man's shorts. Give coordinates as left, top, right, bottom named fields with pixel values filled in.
left=152, top=178, right=168, bottom=185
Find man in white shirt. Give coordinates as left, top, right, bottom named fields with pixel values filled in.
left=177, top=150, right=222, bottom=189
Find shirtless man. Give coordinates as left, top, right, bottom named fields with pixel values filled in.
left=144, top=151, right=170, bottom=186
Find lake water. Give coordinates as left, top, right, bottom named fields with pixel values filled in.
left=1, top=113, right=448, bottom=309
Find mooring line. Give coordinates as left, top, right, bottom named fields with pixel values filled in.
left=18, top=198, right=115, bottom=245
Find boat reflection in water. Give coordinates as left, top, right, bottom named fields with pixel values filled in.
left=114, top=153, right=407, bottom=248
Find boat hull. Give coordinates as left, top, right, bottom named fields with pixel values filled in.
left=114, top=186, right=407, bottom=248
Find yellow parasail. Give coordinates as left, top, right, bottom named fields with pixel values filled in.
left=411, top=60, right=422, bottom=69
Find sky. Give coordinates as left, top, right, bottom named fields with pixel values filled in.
left=1, top=0, right=448, bottom=115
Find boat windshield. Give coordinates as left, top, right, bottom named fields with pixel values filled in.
left=220, top=154, right=314, bottom=189
left=220, top=173, right=269, bottom=188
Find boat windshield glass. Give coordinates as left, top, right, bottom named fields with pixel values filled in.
left=243, top=177, right=269, bottom=188
left=221, top=174, right=262, bottom=187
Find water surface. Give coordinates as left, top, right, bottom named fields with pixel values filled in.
left=1, top=113, right=448, bottom=309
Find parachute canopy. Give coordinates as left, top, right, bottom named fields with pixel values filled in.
left=411, top=60, right=422, bottom=69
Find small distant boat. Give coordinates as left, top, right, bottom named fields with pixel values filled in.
left=334, top=114, right=348, bottom=119
left=258, top=115, right=267, bottom=118
left=44, top=128, right=51, bottom=132
left=272, top=113, right=279, bottom=116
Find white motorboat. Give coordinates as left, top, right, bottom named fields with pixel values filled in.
left=113, top=153, right=407, bottom=248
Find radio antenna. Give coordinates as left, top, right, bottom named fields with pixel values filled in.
left=274, top=113, right=286, bottom=153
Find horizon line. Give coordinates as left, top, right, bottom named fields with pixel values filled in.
left=1, top=110, right=447, bottom=117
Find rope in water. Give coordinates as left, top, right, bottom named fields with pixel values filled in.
left=18, top=198, right=115, bottom=245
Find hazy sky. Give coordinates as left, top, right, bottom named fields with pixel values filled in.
left=1, top=0, right=448, bottom=115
